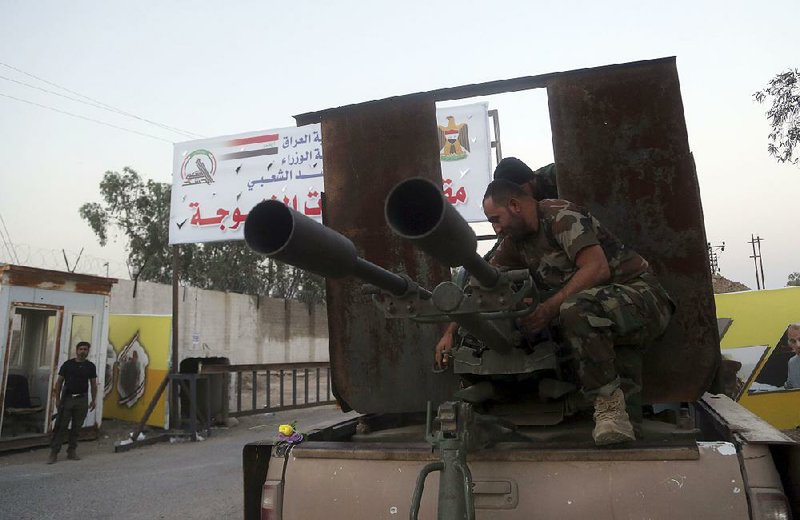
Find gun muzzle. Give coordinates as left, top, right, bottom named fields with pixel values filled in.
left=244, top=200, right=413, bottom=296
left=385, top=177, right=500, bottom=288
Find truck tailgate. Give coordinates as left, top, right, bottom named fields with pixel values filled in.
left=276, top=441, right=749, bottom=519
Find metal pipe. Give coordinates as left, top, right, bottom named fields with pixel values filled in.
left=353, top=258, right=409, bottom=296
left=385, top=177, right=500, bottom=288
left=170, top=246, right=180, bottom=429
left=453, top=461, right=476, bottom=520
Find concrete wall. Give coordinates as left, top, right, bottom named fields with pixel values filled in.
left=109, top=280, right=328, bottom=365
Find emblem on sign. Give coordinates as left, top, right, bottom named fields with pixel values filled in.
left=438, top=116, right=470, bottom=161
left=181, top=149, right=217, bottom=186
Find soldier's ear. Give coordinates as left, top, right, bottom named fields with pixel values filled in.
left=507, top=197, right=521, bottom=214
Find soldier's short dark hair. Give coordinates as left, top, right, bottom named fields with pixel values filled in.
left=495, top=158, right=559, bottom=200
left=76, top=341, right=91, bottom=350
left=484, top=179, right=530, bottom=206
left=493, top=157, right=535, bottom=185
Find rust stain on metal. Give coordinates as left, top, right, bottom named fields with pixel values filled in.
left=0, top=264, right=116, bottom=295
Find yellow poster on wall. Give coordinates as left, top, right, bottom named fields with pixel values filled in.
left=103, top=315, right=171, bottom=428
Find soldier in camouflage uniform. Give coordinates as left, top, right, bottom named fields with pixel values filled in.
left=436, top=158, right=570, bottom=367
left=481, top=178, right=673, bottom=445
left=487, top=158, right=668, bottom=433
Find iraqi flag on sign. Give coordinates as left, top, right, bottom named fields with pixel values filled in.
left=220, top=133, right=280, bottom=161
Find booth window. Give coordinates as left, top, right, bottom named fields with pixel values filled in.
left=38, top=315, right=58, bottom=368
left=68, top=315, right=94, bottom=357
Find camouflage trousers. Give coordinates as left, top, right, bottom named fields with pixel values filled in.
left=557, top=272, right=674, bottom=416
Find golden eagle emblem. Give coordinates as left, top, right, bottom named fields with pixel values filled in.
left=438, top=116, right=469, bottom=161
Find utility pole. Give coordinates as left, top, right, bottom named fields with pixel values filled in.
left=170, top=245, right=180, bottom=430
left=755, top=235, right=766, bottom=290
left=748, top=234, right=766, bottom=290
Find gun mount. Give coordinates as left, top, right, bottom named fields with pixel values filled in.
left=245, top=192, right=577, bottom=408
left=386, top=177, right=549, bottom=358
left=244, top=198, right=536, bottom=357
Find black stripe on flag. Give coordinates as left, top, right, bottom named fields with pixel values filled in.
left=221, top=148, right=279, bottom=161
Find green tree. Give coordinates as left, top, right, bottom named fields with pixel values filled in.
left=79, top=167, right=324, bottom=301
left=80, top=167, right=173, bottom=283
left=788, top=272, right=800, bottom=287
left=754, top=69, right=800, bottom=165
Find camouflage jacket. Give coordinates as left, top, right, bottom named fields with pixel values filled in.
left=530, top=163, right=558, bottom=200
left=491, top=199, right=649, bottom=291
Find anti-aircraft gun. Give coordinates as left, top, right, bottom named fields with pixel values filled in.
left=245, top=178, right=579, bottom=520
left=383, top=177, right=577, bottom=399
left=242, top=59, right=799, bottom=520
left=244, top=178, right=577, bottom=405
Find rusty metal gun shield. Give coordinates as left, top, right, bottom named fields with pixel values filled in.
left=547, top=59, right=720, bottom=403
left=296, top=97, right=459, bottom=413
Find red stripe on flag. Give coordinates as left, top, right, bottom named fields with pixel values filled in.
left=225, top=134, right=280, bottom=147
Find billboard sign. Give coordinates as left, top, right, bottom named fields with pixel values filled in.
left=169, top=103, right=492, bottom=244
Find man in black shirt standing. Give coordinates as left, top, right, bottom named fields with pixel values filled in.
left=47, top=341, right=97, bottom=464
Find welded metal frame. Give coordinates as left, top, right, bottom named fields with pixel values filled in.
left=294, top=56, right=720, bottom=411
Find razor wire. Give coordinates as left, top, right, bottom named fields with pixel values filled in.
left=0, top=243, right=130, bottom=279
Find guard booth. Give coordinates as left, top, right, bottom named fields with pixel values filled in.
left=0, top=265, right=115, bottom=451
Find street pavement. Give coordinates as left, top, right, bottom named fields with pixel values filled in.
left=0, top=405, right=357, bottom=520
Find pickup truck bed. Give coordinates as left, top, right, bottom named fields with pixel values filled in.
left=248, top=395, right=797, bottom=519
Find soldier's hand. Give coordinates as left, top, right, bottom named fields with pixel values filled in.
left=518, top=297, right=561, bottom=335
left=434, top=333, right=454, bottom=370
left=89, top=399, right=96, bottom=411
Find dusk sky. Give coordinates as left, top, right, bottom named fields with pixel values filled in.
left=1, top=1, right=798, bottom=289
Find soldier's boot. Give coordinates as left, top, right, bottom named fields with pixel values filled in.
left=592, top=388, right=636, bottom=446
left=66, top=450, right=80, bottom=461
left=46, top=451, right=58, bottom=464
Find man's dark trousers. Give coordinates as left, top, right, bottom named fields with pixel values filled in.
left=50, top=394, right=89, bottom=454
